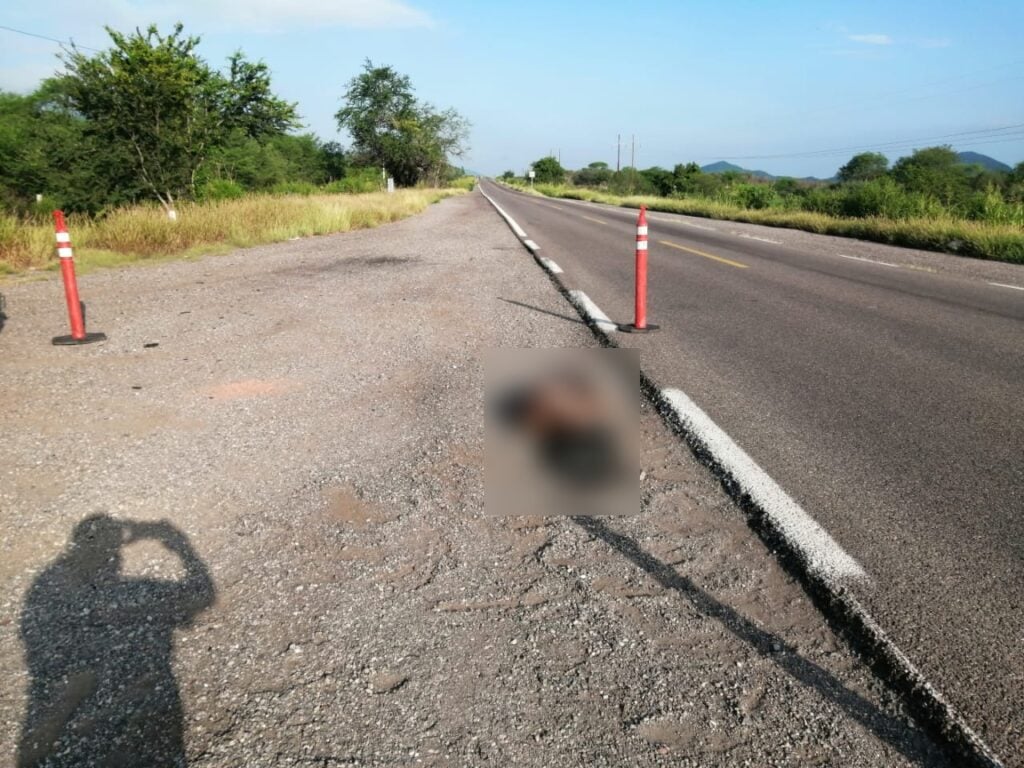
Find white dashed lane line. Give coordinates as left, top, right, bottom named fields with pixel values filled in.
left=839, top=253, right=900, bottom=268
left=733, top=232, right=783, bottom=244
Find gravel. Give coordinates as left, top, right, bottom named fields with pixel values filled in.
left=0, top=191, right=950, bottom=766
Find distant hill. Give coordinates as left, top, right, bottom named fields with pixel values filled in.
left=698, top=150, right=1015, bottom=184
left=956, top=152, right=1012, bottom=172
left=701, top=161, right=829, bottom=183
left=701, top=161, right=774, bottom=179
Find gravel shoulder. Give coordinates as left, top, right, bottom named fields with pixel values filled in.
left=0, top=191, right=949, bottom=766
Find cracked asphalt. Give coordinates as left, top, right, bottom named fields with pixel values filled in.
left=1, top=191, right=951, bottom=766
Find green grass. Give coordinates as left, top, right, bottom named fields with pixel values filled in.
left=0, top=188, right=465, bottom=277
left=503, top=181, right=1024, bottom=264
left=448, top=176, right=477, bottom=191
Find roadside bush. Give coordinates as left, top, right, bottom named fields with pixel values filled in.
left=324, top=167, right=381, bottom=194
left=198, top=179, right=246, bottom=202
left=270, top=181, right=317, bottom=196
left=833, top=178, right=940, bottom=219
left=28, top=195, right=63, bottom=223
left=730, top=183, right=778, bottom=210
left=801, top=187, right=844, bottom=217
left=0, top=189, right=468, bottom=273
left=963, top=188, right=1024, bottom=226
left=508, top=181, right=1024, bottom=264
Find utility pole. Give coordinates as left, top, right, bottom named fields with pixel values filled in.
left=616, top=134, right=621, bottom=173
left=631, top=134, right=636, bottom=194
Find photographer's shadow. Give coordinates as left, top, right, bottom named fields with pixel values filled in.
left=18, top=515, right=215, bottom=767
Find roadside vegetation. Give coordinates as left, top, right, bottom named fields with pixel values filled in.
left=0, top=25, right=473, bottom=275
left=0, top=190, right=466, bottom=275
left=504, top=149, right=1024, bottom=263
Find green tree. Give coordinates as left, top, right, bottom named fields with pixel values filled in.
left=671, top=162, right=702, bottom=194
left=60, top=24, right=297, bottom=216
left=640, top=166, right=673, bottom=196
left=609, top=167, right=654, bottom=196
left=837, top=152, right=889, bottom=183
left=335, top=60, right=469, bottom=187
left=499, top=170, right=515, bottom=181
left=320, top=142, right=349, bottom=182
left=891, top=146, right=969, bottom=207
left=530, top=156, right=565, bottom=184
left=773, top=176, right=801, bottom=196
left=219, top=52, right=298, bottom=139
left=1006, top=161, right=1024, bottom=203
left=574, top=161, right=612, bottom=187
left=0, top=83, right=140, bottom=213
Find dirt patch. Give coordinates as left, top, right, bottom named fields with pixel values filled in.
left=320, top=485, right=393, bottom=528
left=202, top=378, right=301, bottom=400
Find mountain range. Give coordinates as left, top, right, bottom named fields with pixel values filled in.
left=700, top=151, right=1014, bottom=182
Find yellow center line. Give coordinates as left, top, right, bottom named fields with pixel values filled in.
left=659, top=240, right=748, bottom=269
left=581, top=215, right=611, bottom=225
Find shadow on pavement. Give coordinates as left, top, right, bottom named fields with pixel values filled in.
left=572, top=515, right=946, bottom=766
left=18, top=515, right=215, bottom=767
left=497, top=297, right=585, bottom=326
left=0, top=292, right=7, bottom=333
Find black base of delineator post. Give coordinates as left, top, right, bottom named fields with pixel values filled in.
left=618, top=323, right=660, bottom=333
left=52, top=332, right=107, bottom=346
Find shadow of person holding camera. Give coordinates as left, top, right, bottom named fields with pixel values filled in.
left=18, top=515, right=215, bottom=767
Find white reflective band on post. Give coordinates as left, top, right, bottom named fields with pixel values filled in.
left=57, top=247, right=73, bottom=258
left=55, top=232, right=71, bottom=243
left=637, top=226, right=648, bottom=236
left=636, top=241, right=648, bottom=251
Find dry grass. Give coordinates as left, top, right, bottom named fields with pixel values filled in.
left=507, top=182, right=1024, bottom=264
left=0, top=189, right=465, bottom=276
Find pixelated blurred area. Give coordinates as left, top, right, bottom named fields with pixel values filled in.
left=485, top=348, right=639, bottom=516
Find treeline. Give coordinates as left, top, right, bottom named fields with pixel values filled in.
left=507, top=148, right=1024, bottom=226
left=0, top=25, right=470, bottom=217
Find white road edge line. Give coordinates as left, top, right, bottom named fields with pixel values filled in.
left=479, top=187, right=528, bottom=238
left=988, top=281, right=1024, bottom=291
left=839, top=253, right=900, bottom=269
left=490, top=179, right=1005, bottom=767
left=480, top=184, right=562, bottom=277
left=538, top=257, right=563, bottom=274
left=660, top=387, right=867, bottom=582
left=489, top=179, right=1004, bottom=767
left=567, top=290, right=618, bottom=334
left=659, top=383, right=1005, bottom=765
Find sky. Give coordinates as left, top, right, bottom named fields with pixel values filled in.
left=2, top=0, right=1022, bottom=178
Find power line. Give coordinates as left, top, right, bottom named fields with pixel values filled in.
left=0, top=23, right=103, bottom=53
left=715, top=124, right=1024, bottom=162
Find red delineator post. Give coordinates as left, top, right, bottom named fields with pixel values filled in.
left=52, top=210, right=106, bottom=346
left=620, top=205, right=659, bottom=333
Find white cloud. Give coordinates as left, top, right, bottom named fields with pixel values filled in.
left=848, top=33, right=893, bottom=45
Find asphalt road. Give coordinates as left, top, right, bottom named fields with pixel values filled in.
left=481, top=179, right=1024, bottom=764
